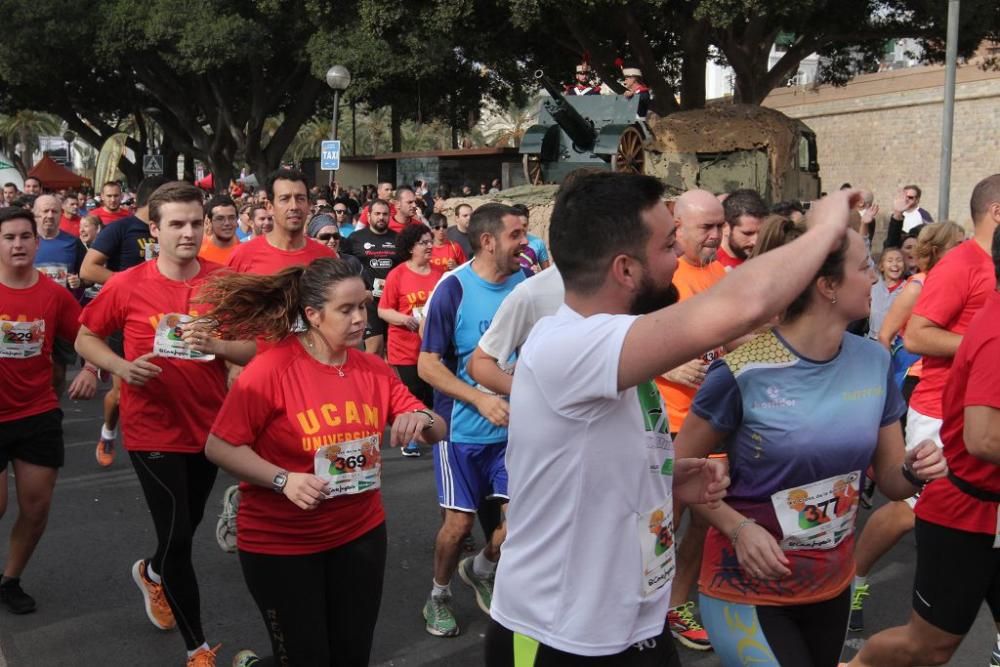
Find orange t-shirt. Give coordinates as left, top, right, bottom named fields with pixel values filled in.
left=198, top=239, right=239, bottom=265
left=656, top=258, right=727, bottom=432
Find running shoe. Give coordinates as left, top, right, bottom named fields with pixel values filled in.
left=423, top=594, right=459, bottom=637
left=131, top=559, right=176, bottom=630
left=232, top=650, right=261, bottom=667
left=96, top=437, right=115, bottom=467
left=849, top=583, right=870, bottom=632
left=667, top=602, right=712, bottom=651
left=457, top=556, right=494, bottom=614
left=216, top=485, right=240, bottom=553
left=992, top=649, right=1000, bottom=667
left=402, top=442, right=422, bottom=457
left=187, top=643, right=220, bottom=667
left=0, top=576, right=36, bottom=614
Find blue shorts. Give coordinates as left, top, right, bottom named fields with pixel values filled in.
left=433, top=440, right=508, bottom=512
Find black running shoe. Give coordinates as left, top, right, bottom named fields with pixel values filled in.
left=0, top=577, right=37, bottom=614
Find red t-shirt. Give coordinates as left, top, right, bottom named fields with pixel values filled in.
left=226, top=235, right=335, bottom=274
left=715, top=245, right=743, bottom=270
left=90, top=207, right=131, bottom=225
left=209, top=339, right=424, bottom=555
left=910, top=240, right=994, bottom=418
left=378, top=263, right=443, bottom=365
left=430, top=241, right=466, bottom=272
left=916, top=290, right=1000, bottom=535
left=79, top=260, right=228, bottom=452
left=59, top=215, right=81, bottom=237
left=0, top=273, right=81, bottom=422
left=388, top=215, right=423, bottom=234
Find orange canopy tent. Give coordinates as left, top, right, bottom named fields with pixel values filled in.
left=28, top=154, right=86, bottom=190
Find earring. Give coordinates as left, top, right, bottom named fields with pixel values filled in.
left=831, top=296, right=838, bottom=304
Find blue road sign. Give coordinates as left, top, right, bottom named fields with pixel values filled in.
left=321, top=140, right=341, bottom=170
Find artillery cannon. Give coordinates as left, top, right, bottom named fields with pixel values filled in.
left=519, top=70, right=646, bottom=184
left=519, top=70, right=821, bottom=202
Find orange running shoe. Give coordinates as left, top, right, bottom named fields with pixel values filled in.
left=187, top=644, right=220, bottom=667
left=95, top=437, right=115, bottom=467
left=131, top=559, right=175, bottom=630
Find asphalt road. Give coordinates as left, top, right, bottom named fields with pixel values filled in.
left=0, top=377, right=995, bottom=666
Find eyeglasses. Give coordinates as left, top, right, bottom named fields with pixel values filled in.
left=415, top=239, right=433, bottom=246
left=333, top=209, right=348, bottom=214
left=211, top=215, right=238, bottom=224
left=431, top=225, right=447, bottom=231
left=317, top=233, right=341, bottom=242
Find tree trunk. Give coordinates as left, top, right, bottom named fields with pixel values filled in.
left=390, top=105, right=402, bottom=153
left=181, top=153, right=195, bottom=182
left=679, top=26, right=709, bottom=110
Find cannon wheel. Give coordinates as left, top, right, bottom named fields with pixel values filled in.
left=611, top=126, right=645, bottom=175
left=523, top=154, right=543, bottom=185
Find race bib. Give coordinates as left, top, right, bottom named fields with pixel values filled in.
left=153, top=313, right=215, bottom=361
left=771, top=471, right=862, bottom=550
left=314, top=434, right=382, bottom=498
left=994, top=508, right=1000, bottom=549
left=144, top=242, right=160, bottom=261
left=638, top=501, right=675, bottom=597
left=372, top=278, right=386, bottom=298
left=37, top=263, right=69, bottom=287
left=0, top=320, right=44, bottom=358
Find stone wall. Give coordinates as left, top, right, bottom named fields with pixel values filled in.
left=765, top=63, right=1000, bottom=236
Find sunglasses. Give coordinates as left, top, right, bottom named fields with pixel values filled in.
left=317, top=233, right=341, bottom=241
left=431, top=225, right=447, bottom=230
left=333, top=209, right=348, bottom=214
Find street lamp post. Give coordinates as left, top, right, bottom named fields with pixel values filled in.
left=325, top=65, right=352, bottom=189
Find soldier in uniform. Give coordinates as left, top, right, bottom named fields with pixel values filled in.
left=565, top=63, right=601, bottom=96
left=622, top=67, right=651, bottom=120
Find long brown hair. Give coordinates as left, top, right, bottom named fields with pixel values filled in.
left=914, top=221, right=965, bottom=273
left=197, top=258, right=362, bottom=340
left=752, top=214, right=850, bottom=322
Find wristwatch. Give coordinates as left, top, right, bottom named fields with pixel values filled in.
left=901, top=462, right=925, bottom=488
left=414, top=409, right=435, bottom=430
left=271, top=470, right=289, bottom=493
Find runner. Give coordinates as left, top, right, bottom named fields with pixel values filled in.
left=488, top=174, right=864, bottom=666
left=428, top=213, right=466, bottom=272
left=377, top=223, right=443, bottom=457
left=89, top=181, right=132, bottom=225
left=846, top=223, right=1000, bottom=667
left=80, top=175, right=169, bottom=468
left=75, top=181, right=255, bottom=667
left=198, top=195, right=240, bottom=265
left=417, top=203, right=530, bottom=637
left=0, top=207, right=95, bottom=615
left=197, top=258, right=446, bottom=667
left=343, top=199, right=398, bottom=357
left=675, top=217, right=946, bottom=667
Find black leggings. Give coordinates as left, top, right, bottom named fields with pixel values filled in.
left=129, top=450, right=218, bottom=650
left=485, top=619, right=680, bottom=667
left=239, top=523, right=388, bottom=666
left=701, top=587, right=851, bottom=667
left=394, top=364, right=433, bottom=408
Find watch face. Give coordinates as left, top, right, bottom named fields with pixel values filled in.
left=274, top=472, right=287, bottom=488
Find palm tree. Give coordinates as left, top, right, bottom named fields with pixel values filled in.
left=478, top=97, right=539, bottom=148
left=0, top=110, right=62, bottom=175
left=287, top=119, right=329, bottom=163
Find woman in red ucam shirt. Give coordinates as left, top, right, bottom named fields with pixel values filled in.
left=201, top=258, right=446, bottom=666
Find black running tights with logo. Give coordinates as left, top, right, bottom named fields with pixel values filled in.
left=129, top=450, right=218, bottom=651
left=238, top=522, right=388, bottom=666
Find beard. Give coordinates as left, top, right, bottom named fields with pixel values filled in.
left=630, top=278, right=679, bottom=315
left=729, top=239, right=750, bottom=260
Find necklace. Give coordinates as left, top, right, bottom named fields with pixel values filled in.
left=304, top=331, right=347, bottom=376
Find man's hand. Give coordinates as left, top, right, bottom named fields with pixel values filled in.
left=673, top=457, right=730, bottom=509
left=906, top=440, right=948, bottom=483
left=400, top=316, right=419, bottom=332
left=116, top=352, right=162, bottom=386
left=67, top=368, right=97, bottom=399
left=892, top=189, right=908, bottom=217
left=475, top=393, right=510, bottom=427
left=67, top=273, right=81, bottom=289
left=861, top=203, right=879, bottom=227
left=664, top=358, right=708, bottom=389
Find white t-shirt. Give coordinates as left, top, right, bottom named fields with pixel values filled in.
left=478, top=266, right=564, bottom=364
left=492, top=305, right=676, bottom=656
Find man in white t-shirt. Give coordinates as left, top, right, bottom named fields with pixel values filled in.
left=486, top=172, right=856, bottom=666
left=468, top=266, right=564, bottom=395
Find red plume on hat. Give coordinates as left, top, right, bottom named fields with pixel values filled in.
left=614, top=57, right=624, bottom=69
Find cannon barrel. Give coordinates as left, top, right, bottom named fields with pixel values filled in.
left=534, top=69, right=596, bottom=151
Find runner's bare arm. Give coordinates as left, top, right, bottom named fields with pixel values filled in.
left=903, top=314, right=962, bottom=358
left=964, top=406, right=1000, bottom=465
left=618, top=191, right=855, bottom=391
left=75, top=325, right=162, bottom=386
left=205, top=434, right=327, bottom=511
left=418, top=350, right=509, bottom=426
left=870, top=422, right=947, bottom=499
left=468, top=346, right=513, bottom=396
left=178, top=326, right=256, bottom=365
left=877, top=280, right=921, bottom=349
left=80, top=247, right=114, bottom=284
